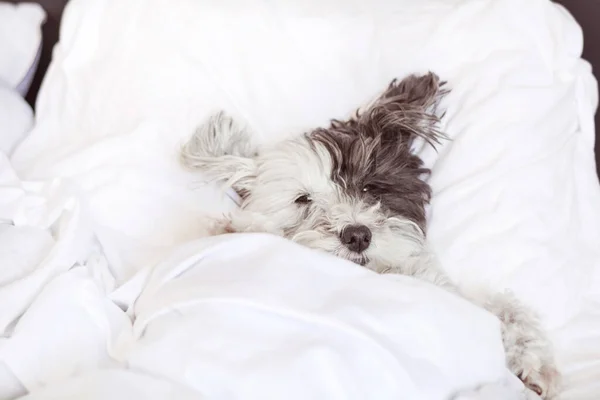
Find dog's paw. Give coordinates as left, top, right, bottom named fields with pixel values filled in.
left=520, top=361, right=560, bottom=399
left=484, top=291, right=561, bottom=399
left=207, top=218, right=237, bottom=235
left=205, top=211, right=282, bottom=237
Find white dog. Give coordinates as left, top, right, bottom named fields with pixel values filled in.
left=180, top=73, right=560, bottom=399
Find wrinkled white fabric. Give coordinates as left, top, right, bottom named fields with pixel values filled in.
left=123, top=234, right=510, bottom=400
left=0, top=2, right=45, bottom=93
left=19, top=370, right=205, bottom=400
left=1, top=0, right=599, bottom=398
left=0, top=86, right=33, bottom=158
left=5, top=233, right=518, bottom=400
left=0, top=3, right=43, bottom=157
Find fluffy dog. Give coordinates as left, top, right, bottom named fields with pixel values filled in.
left=180, top=73, right=560, bottom=399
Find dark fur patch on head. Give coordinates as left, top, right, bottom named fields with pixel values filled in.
left=312, top=72, right=449, bottom=231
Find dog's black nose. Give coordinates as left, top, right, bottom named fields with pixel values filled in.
left=340, top=225, right=372, bottom=253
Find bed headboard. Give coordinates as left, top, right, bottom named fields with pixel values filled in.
left=8, top=0, right=600, bottom=177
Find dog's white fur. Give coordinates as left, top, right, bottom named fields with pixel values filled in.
left=180, top=88, right=560, bottom=399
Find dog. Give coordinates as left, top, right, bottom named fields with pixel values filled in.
left=180, top=73, right=560, bottom=399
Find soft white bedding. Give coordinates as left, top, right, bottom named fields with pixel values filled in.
left=1, top=231, right=520, bottom=400
left=0, top=2, right=45, bottom=94
left=1, top=0, right=599, bottom=398
left=0, top=3, right=45, bottom=156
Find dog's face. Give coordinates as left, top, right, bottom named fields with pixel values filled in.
left=241, top=134, right=430, bottom=269
left=182, top=73, right=448, bottom=271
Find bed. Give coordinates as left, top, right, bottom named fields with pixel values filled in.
left=1, top=0, right=599, bottom=399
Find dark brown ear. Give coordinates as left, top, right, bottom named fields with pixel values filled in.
left=377, top=72, right=446, bottom=110
left=331, top=72, right=449, bottom=148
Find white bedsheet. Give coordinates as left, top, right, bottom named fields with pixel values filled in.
left=1, top=0, right=599, bottom=398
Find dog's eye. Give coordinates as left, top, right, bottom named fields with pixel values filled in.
left=295, top=194, right=312, bottom=204
left=362, top=185, right=374, bottom=193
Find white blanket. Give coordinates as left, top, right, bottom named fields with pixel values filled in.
left=1, top=231, right=521, bottom=400
left=1, top=0, right=599, bottom=398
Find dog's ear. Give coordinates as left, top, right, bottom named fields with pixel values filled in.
left=331, top=72, right=449, bottom=148
left=377, top=72, right=445, bottom=110
left=180, top=112, right=257, bottom=198
left=368, top=72, right=449, bottom=147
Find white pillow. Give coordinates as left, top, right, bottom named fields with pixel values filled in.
left=0, top=86, right=33, bottom=156
left=7, top=0, right=600, bottom=396
left=0, top=2, right=45, bottom=94
left=0, top=3, right=44, bottom=156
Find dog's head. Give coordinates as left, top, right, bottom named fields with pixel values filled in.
left=182, top=73, right=448, bottom=271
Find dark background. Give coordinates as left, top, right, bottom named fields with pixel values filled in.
left=556, top=0, right=600, bottom=178
left=8, top=0, right=600, bottom=177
